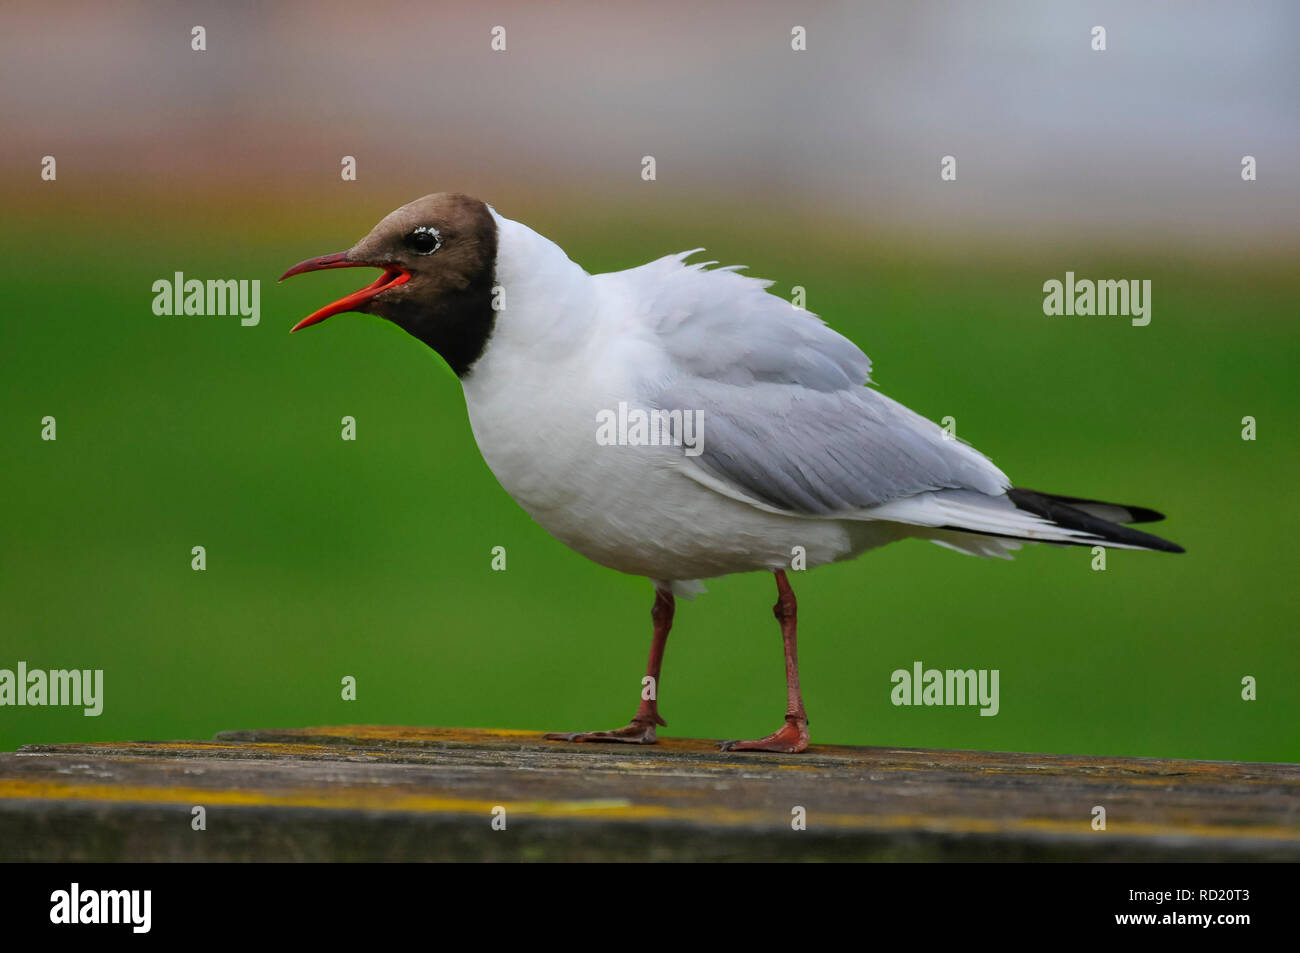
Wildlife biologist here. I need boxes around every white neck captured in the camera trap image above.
[476,210,595,364]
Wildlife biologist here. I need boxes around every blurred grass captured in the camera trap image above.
[1,193,1295,762]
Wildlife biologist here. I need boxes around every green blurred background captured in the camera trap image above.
[1,1,1296,760]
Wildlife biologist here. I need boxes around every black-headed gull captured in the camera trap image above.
[282,193,1182,754]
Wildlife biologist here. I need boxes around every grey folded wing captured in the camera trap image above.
[655,377,1009,516]
[616,251,1010,517]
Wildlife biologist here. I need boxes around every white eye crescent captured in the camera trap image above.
[407,225,442,255]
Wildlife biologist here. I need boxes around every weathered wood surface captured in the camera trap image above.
[1,726,1297,861]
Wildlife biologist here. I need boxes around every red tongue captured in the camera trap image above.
[279,252,410,332]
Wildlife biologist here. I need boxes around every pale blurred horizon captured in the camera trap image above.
[2,0,1297,252]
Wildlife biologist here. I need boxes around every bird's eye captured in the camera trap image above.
[405,226,442,255]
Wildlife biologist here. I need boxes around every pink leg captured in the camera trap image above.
[719,570,811,753]
[545,585,674,745]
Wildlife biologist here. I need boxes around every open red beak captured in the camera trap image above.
[279,252,410,332]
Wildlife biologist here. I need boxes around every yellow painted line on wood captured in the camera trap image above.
[1,778,1297,843]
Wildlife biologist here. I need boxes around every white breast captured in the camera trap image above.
[459,213,872,582]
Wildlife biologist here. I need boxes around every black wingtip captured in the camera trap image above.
[1014,489,1166,524]
[1007,488,1184,554]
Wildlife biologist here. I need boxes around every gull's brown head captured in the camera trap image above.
[281,192,499,376]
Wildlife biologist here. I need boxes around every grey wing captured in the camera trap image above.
[627,258,1174,551]
[617,252,1009,516]
[655,377,1009,516]
[607,250,873,392]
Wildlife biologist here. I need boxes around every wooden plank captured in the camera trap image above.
[1,726,1297,861]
